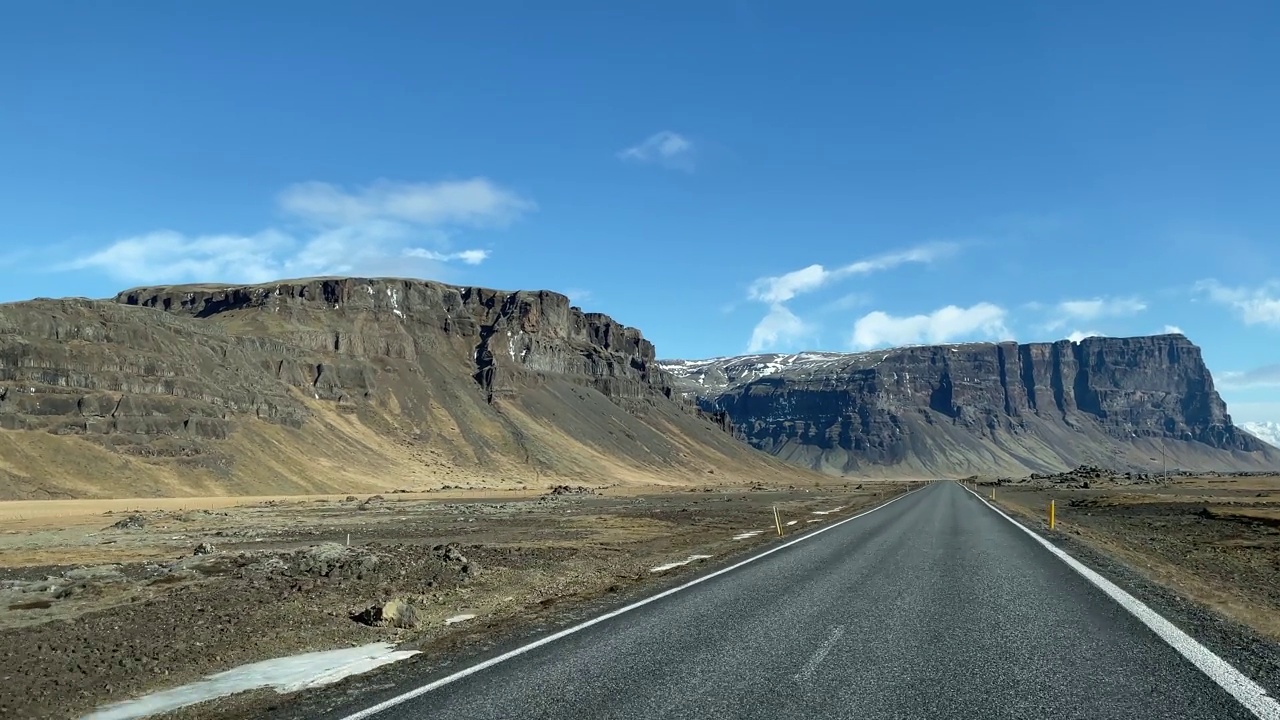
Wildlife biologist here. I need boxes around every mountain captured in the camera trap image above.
[1242,421,1280,449]
[660,336,1280,477]
[0,277,810,500]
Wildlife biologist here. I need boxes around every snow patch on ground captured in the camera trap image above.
[444,613,476,625]
[82,643,418,720]
[649,554,714,572]
[733,530,765,540]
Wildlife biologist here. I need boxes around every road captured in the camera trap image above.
[337,481,1271,720]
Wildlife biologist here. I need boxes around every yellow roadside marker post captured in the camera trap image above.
[773,505,783,536]
[1049,499,1056,530]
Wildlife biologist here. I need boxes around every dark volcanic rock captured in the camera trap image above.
[0,277,795,499]
[662,336,1280,476]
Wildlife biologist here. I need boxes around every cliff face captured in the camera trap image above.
[0,277,798,499]
[115,278,679,410]
[662,335,1278,476]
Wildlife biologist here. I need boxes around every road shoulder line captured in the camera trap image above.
[337,483,929,720]
[960,482,1280,720]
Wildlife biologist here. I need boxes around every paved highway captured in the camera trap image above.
[337,481,1277,720]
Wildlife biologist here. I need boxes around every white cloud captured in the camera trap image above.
[1218,365,1280,389]
[403,248,490,265]
[744,243,957,353]
[1196,279,1280,327]
[65,230,293,286]
[278,178,533,228]
[1162,324,1184,335]
[62,179,526,285]
[850,303,1011,349]
[1066,330,1102,342]
[618,131,696,171]
[748,244,956,304]
[1045,296,1147,330]
[748,303,812,353]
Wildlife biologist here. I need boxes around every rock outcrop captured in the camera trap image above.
[661,335,1280,477]
[0,277,800,499]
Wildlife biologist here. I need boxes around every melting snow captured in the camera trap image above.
[444,613,476,625]
[649,554,714,572]
[81,643,418,720]
[733,530,765,540]
[785,520,798,526]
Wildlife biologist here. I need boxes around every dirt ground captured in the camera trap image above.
[0,480,917,719]
[984,472,1280,642]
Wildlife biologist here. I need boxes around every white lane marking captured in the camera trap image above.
[961,483,1280,720]
[650,555,714,573]
[793,625,846,681]
[733,530,765,540]
[337,485,925,720]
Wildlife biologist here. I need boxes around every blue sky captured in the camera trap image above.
[3,1,1279,422]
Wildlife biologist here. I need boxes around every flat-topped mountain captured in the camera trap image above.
[0,277,808,499]
[661,335,1280,477]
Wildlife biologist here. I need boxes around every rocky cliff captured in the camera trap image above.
[0,277,804,499]
[661,335,1280,477]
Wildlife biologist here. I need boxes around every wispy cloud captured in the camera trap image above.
[403,248,490,265]
[748,244,956,304]
[562,288,592,305]
[1044,296,1147,331]
[278,179,532,228]
[1196,279,1280,327]
[1162,324,1184,335]
[823,292,871,313]
[618,131,696,172]
[62,179,532,285]
[1219,365,1280,389]
[850,302,1011,349]
[744,243,956,353]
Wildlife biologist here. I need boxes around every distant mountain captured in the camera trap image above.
[661,335,1280,477]
[1242,421,1280,449]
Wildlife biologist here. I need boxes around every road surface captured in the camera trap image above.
[337,481,1271,720]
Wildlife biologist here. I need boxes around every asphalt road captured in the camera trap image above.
[342,481,1267,720]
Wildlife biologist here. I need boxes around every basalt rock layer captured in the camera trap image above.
[661,336,1280,477]
[0,277,802,499]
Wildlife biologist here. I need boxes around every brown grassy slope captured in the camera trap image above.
[0,281,825,499]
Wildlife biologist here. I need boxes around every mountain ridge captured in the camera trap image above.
[661,335,1280,477]
[0,276,811,499]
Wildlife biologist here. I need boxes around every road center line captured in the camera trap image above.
[793,625,846,682]
[961,482,1280,720]
[336,484,925,720]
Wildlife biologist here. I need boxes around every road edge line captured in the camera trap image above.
[959,482,1280,720]
[336,482,929,720]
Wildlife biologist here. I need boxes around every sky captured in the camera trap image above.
[3,1,1279,423]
